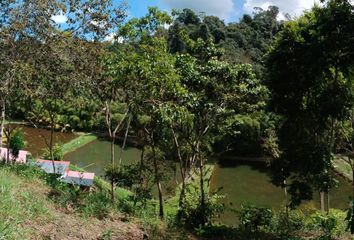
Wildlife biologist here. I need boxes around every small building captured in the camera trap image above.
[60,170,95,187]
[0,147,28,163]
[35,159,95,187]
[36,159,70,175]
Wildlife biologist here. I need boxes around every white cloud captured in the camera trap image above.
[104,33,123,43]
[160,0,235,20]
[51,13,67,24]
[244,0,321,18]
[104,33,115,42]
[163,23,171,29]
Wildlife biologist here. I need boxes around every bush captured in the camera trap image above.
[9,129,25,158]
[81,191,113,219]
[118,197,136,215]
[43,143,64,160]
[180,191,225,229]
[104,164,140,189]
[271,210,304,239]
[345,200,354,234]
[7,164,45,180]
[308,210,347,240]
[238,204,273,232]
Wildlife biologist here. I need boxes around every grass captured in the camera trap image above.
[333,155,353,181]
[69,164,132,200]
[165,164,215,217]
[0,167,50,239]
[0,164,147,239]
[62,133,97,155]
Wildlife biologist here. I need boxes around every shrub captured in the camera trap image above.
[308,210,346,240]
[271,210,304,239]
[238,204,273,232]
[7,164,45,180]
[9,129,25,158]
[81,191,113,219]
[104,164,140,189]
[181,191,225,229]
[43,143,64,160]
[345,200,354,234]
[118,197,136,215]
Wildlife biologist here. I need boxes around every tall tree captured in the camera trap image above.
[172,36,267,225]
[106,8,176,215]
[266,0,354,208]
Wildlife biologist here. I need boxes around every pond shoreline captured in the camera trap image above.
[62,134,98,155]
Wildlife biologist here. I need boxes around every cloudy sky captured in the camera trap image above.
[127,0,323,22]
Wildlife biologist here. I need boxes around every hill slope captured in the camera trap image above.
[0,166,144,240]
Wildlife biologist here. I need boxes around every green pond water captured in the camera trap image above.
[16,125,353,226]
[64,137,352,226]
[10,124,77,157]
[211,160,352,226]
[64,139,141,177]
[64,139,180,196]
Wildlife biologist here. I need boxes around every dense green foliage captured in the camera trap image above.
[266,0,354,208]
[43,143,64,161]
[9,129,24,158]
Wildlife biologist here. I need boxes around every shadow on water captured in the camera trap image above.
[211,156,353,226]
[64,138,180,197]
[64,138,141,178]
[9,124,77,157]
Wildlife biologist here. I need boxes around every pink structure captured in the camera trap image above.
[61,170,95,187]
[35,159,95,187]
[36,159,70,175]
[0,147,28,163]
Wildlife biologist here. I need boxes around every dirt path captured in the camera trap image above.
[26,206,145,240]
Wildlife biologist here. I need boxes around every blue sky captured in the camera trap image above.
[125,0,321,22]
[52,0,340,26]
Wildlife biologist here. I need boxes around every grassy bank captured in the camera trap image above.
[69,164,132,199]
[165,164,215,217]
[0,164,144,239]
[62,133,97,155]
[334,155,353,181]
[0,167,49,239]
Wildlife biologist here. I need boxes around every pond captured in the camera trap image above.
[64,138,352,222]
[210,159,352,226]
[10,124,77,157]
[64,139,141,178]
[17,125,351,226]
[64,139,180,197]
[64,138,352,226]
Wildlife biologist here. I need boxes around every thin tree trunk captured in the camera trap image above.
[139,145,145,187]
[171,127,186,216]
[134,145,145,207]
[156,179,164,219]
[5,124,11,164]
[119,116,131,165]
[320,192,325,213]
[111,135,115,165]
[199,150,206,225]
[111,134,115,201]
[284,180,289,219]
[6,132,9,164]
[151,136,164,220]
[105,101,127,202]
[50,118,56,174]
[0,101,5,151]
[327,191,330,214]
[352,168,354,199]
